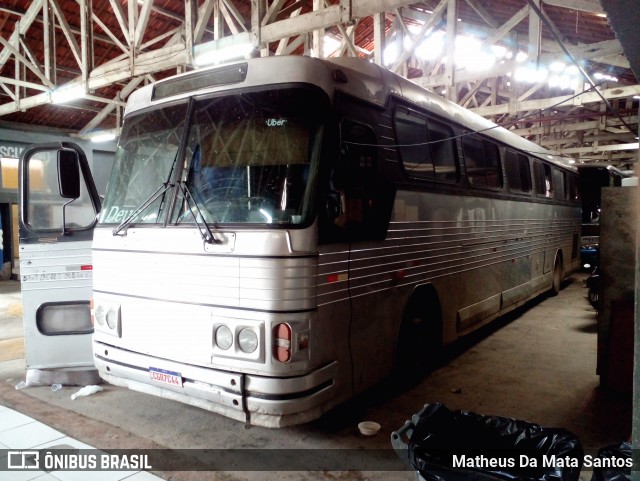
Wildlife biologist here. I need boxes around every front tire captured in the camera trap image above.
[394,299,442,385]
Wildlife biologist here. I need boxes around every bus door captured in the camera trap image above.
[18,143,101,384]
[336,118,396,393]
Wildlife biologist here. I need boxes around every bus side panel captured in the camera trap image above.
[346,188,581,391]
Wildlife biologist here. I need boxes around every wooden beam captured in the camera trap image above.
[134,0,155,50]
[194,0,216,43]
[0,0,43,68]
[108,0,129,44]
[471,84,640,117]
[0,35,54,87]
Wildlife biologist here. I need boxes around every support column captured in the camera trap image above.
[312,0,323,58]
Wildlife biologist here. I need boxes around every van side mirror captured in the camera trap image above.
[58,149,81,199]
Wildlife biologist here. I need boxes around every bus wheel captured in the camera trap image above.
[550,256,563,296]
[394,302,442,385]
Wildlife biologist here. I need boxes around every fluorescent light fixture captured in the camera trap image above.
[594,72,618,82]
[193,33,253,67]
[51,85,85,104]
[549,61,566,73]
[415,30,445,61]
[91,133,117,143]
[514,65,548,83]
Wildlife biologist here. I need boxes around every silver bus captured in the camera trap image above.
[20,55,581,427]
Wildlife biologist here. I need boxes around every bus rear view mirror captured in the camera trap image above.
[58,149,81,199]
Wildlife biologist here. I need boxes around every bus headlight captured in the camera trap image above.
[106,309,118,330]
[215,325,233,350]
[238,328,258,353]
[93,301,121,338]
[94,305,106,326]
[211,320,264,362]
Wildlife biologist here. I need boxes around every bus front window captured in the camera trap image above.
[176,87,326,226]
[99,102,189,225]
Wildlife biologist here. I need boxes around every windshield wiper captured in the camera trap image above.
[178,181,221,244]
[112,183,173,237]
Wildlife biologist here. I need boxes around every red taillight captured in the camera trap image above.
[274,323,292,363]
[90,298,95,326]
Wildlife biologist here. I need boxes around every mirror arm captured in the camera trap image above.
[61,197,75,236]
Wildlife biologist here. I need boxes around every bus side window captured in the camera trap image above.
[505,149,532,193]
[567,173,580,202]
[394,109,434,179]
[462,136,502,189]
[553,168,566,200]
[393,108,458,183]
[533,161,553,198]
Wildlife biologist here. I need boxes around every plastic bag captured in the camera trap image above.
[590,442,632,481]
[70,385,104,400]
[404,403,583,481]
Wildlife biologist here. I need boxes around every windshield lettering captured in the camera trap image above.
[102,206,136,223]
[265,118,287,127]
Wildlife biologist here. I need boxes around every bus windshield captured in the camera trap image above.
[99,102,189,225]
[101,87,326,227]
[175,87,326,226]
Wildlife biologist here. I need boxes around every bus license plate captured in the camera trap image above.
[149,367,183,387]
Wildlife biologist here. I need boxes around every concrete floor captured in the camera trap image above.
[0,274,632,481]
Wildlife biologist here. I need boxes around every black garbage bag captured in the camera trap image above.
[405,403,583,481]
[590,442,632,481]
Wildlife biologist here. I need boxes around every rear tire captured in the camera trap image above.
[550,256,563,296]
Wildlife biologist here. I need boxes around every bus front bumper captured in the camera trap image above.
[93,340,338,427]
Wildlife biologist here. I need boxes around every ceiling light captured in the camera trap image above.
[193,32,253,67]
[51,85,85,104]
[515,65,548,83]
[90,133,117,143]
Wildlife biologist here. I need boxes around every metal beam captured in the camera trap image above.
[471,84,640,116]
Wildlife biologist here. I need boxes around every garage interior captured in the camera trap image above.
[0,0,638,480]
